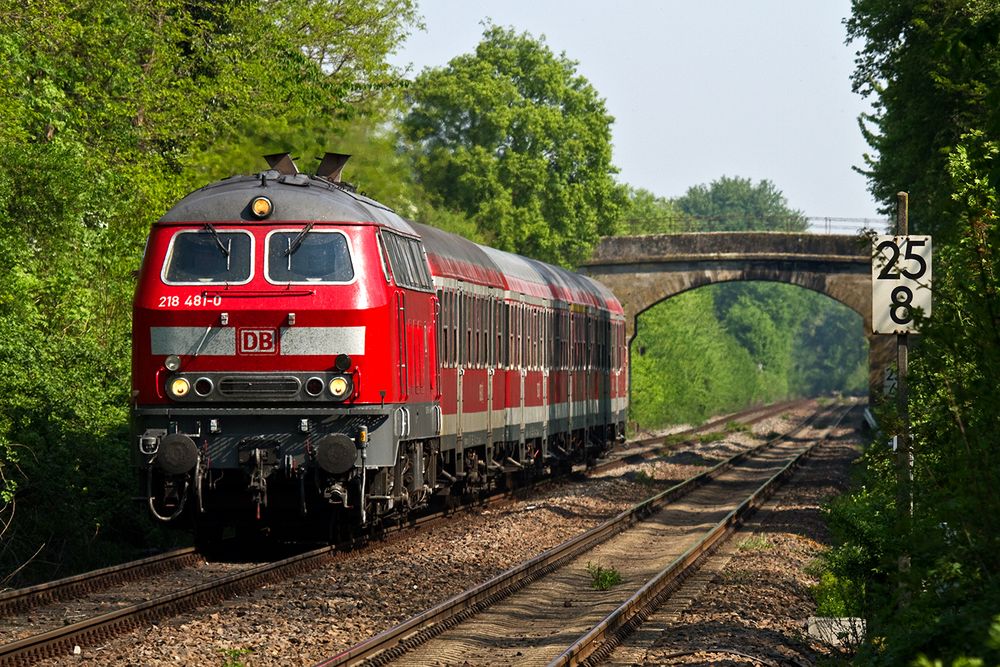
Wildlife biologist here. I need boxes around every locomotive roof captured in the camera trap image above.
[160,170,620,314]
[157,170,421,236]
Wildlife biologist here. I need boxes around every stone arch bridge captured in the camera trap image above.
[580,232,891,399]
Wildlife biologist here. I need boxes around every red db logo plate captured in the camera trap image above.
[238,328,278,355]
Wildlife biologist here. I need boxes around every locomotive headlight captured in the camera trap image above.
[164,355,181,371]
[329,375,351,399]
[168,377,191,398]
[250,196,273,219]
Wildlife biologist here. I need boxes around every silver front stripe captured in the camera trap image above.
[151,327,235,356]
[150,326,366,356]
[279,326,365,356]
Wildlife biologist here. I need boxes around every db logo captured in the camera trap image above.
[238,328,278,355]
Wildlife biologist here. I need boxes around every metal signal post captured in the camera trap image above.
[895,192,912,522]
[871,192,930,601]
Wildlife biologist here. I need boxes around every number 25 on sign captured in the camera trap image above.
[872,235,932,334]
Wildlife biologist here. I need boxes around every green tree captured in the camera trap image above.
[846,0,1000,238]
[402,25,626,267]
[0,0,418,585]
[622,187,689,234]
[675,176,808,231]
[631,290,764,426]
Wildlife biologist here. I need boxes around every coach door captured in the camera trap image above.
[600,316,611,428]
[456,293,466,444]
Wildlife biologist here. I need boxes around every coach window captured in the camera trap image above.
[473,296,481,367]
[452,292,459,366]
[462,293,469,366]
[494,299,500,367]
[531,309,538,369]
[450,293,457,368]
[507,304,514,368]
[163,229,253,285]
[566,312,572,369]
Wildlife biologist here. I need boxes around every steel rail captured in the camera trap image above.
[551,403,854,667]
[0,548,200,619]
[315,402,838,667]
[594,399,806,474]
[628,398,804,449]
[0,546,339,667]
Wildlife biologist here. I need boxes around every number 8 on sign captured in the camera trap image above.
[872,235,932,334]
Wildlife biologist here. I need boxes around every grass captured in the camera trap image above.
[221,648,254,667]
[725,420,751,433]
[633,469,656,485]
[737,534,773,551]
[586,562,624,590]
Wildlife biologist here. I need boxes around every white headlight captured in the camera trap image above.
[169,377,191,398]
[329,376,350,398]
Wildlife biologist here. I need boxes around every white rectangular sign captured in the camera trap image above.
[872,235,932,334]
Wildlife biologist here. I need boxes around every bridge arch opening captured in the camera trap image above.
[629,280,868,429]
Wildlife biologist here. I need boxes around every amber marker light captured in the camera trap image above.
[169,377,191,398]
[250,196,273,219]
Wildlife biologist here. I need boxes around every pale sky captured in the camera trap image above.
[389,0,887,233]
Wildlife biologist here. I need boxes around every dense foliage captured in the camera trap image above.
[817,1,1000,664]
[0,0,418,585]
[402,25,626,267]
[847,0,1000,240]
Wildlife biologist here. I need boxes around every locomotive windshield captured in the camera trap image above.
[162,229,252,284]
[266,229,354,283]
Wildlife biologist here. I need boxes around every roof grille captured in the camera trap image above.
[218,376,301,398]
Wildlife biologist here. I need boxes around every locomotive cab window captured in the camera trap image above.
[162,228,253,285]
[266,229,354,283]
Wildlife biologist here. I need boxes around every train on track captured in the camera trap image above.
[131,153,628,542]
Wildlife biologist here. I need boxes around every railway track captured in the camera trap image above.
[0,400,812,666]
[317,401,853,666]
[592,399,806,474]
[0,548,200,619]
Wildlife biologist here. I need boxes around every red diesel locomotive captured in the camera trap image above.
[132,153,628,540]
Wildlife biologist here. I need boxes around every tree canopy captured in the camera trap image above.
[847,0,1000,238]
[0,0,418,584]
[675,176,808,231]
[402,25,626,267]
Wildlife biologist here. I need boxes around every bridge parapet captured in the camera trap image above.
[586,232,868,265]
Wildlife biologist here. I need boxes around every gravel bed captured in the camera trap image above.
[38,403,821,666]
[611,404,862,666]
